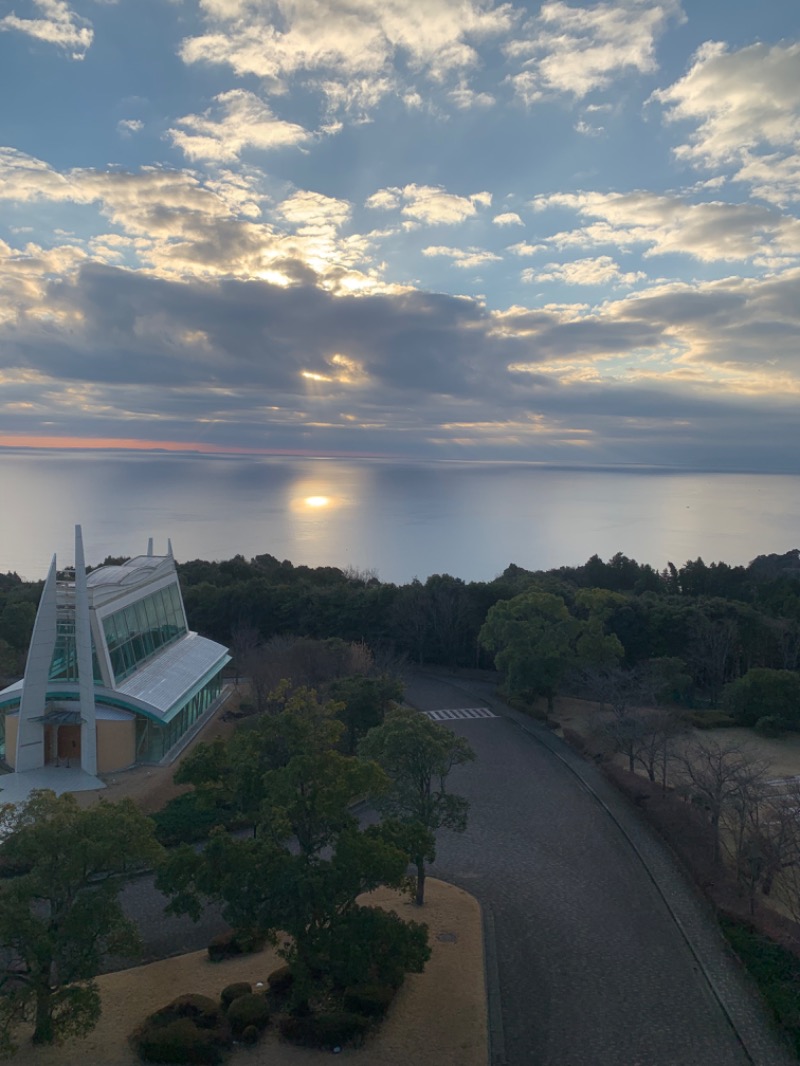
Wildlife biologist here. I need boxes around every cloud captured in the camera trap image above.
[533,189,800,263]
[423,245,502,268]
[276,190,352,232]
[505,0,682,102]
[525,256,646,286]
[3,255,800,468]
[367,183,492,224]
[448,84,495,109]
[0,0,92,59]
[507,240,545,256]
[180,0,514,113]
[652,40,800,203]
[493,212,523,226]
[168,89,311,162]
[117,118,144,136]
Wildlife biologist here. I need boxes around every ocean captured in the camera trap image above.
[2,450,798,583]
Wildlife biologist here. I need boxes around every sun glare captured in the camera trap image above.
[304,495,330,508]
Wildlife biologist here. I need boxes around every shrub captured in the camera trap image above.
[130,995,231,1065]
[684,710,736,729]
[207,929,265,962]
[132,1018,226,1065]
[220,983,251,1010]
[165,995,223,1027]
[240,1025,259,1045]
[266,965,294,996]
[755,715,787,738]
[342,983,397,1018]
[226,993,270,1037]
[279,1010,371,1049]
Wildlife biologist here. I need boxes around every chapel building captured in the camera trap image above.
[0,526,230,775]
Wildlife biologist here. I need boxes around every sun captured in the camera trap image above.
[304,495,330,508]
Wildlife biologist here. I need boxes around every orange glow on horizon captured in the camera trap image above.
[0,434,396,461]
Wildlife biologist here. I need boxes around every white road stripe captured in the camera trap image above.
[423,707,496,720]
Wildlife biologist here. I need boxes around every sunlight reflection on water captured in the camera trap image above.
[1,451,798,582]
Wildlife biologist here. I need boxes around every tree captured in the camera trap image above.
[161,692,429,1009]
[479,590,580,712]
[329,675,403,755]
[0,791,163,1057]
[358,708,475,905]
[673,739,770,864]
[723,668,800,730]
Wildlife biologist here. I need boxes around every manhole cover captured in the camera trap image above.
[437,931,458,943]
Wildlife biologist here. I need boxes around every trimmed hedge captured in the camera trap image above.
[266,965,294,997]
[220,982,251,1010]
[130,994,231,1065]
[226,993,270,1037]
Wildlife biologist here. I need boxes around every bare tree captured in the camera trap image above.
[674,738,770,864]
[687,615,739,707]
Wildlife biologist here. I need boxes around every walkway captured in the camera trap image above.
[405,670,795,1066]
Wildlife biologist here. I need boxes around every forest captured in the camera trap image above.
[1,547,799,720]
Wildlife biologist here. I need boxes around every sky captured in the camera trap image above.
[1,0,800,472]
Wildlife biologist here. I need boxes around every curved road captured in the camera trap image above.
[118,669,795,1066]
[404,669,794,1066]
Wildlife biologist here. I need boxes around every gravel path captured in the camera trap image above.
[404,669,795,1066]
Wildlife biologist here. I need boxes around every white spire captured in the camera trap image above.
[74,525,97,776]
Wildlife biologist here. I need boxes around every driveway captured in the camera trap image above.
[404,669,794,1066]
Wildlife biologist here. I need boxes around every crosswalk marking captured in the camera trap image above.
[423,707,496,721]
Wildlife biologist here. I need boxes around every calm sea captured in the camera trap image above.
[1,451,798,584]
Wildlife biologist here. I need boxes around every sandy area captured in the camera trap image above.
[16,879,487,1066]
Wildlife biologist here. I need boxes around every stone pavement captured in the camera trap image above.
[405,669,796,1066]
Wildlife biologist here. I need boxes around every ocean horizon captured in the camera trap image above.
[2,449,798,584]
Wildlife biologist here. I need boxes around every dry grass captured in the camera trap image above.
[15,879,487,1066]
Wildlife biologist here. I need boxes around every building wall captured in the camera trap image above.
[97,717,136,773]
[4,714,17,769]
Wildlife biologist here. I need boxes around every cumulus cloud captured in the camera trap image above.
[525,256,646,286]
[168,89,311,161]
[0,0,92,59]
[493,212,523,226]
[423,245,502,268]
[180,0,514,115]
[117,118,144,136]
[533,189,800,263]
[367,183,492,224]
[652,40,800,203]
[505,0,682,102]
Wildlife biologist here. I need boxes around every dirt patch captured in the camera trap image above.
[15,879,487,1066]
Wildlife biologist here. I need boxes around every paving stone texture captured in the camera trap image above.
[404,669,796,1066]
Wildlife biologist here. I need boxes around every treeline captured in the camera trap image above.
[1,549,799,706]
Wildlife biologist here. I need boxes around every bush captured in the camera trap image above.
[720,917,800,1054]
[240,1025,260,1045]
[226,993,270,1037]
[755,715,787,738]
[207,929,265,963]
[266,965,294,996]
[279,1010,371,1049]
[342,983,397,1018]
[684,710,736,729]
[132,1018,226,1065]
[130,995,231,1065]
[220,983,251,1010]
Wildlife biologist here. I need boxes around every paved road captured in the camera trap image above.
[405,669,795,1066]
